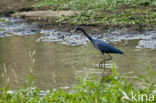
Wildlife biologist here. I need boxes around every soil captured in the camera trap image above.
[0,0,154,34]
[0,0,34,16]
[26,18,148,34]
[12,10,77,17]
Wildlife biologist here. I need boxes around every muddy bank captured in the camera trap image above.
[11,10,154,34]
[25,18,151,34]
[0,0,34,16]
[0,0,155,33]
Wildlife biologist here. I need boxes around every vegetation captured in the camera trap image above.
[0,66,155,103]
[33,0,156,29]
[0,19,7,23]
[33,0,156,10]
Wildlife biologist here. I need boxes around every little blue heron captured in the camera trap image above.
[70,26,124,68]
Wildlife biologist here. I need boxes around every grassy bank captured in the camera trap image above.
[0,66,155,103]
[33,0,156,30]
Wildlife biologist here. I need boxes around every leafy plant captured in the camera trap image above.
[33,0,156,11]
[32,0,156,30]
[0,66,155,103]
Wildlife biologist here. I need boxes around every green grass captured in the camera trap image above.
[0,19,7,23]
[0,29,5,31]
[33,0,156,11]
[32,0,156,29]
[0,66,156,103]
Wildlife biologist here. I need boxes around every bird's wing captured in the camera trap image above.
[94,40,123,54]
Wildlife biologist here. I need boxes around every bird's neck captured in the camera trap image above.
[81,29,93,41]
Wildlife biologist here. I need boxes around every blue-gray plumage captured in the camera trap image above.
[93,39,123,54]
[71,26,124,68]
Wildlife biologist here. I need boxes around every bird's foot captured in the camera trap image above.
[99,62,106,70]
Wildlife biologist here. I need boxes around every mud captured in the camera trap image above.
[12,10,78,18]
[0,0,34,16]
[0,0,154,33]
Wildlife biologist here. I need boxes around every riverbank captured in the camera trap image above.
[0,0,156,33]
[0,0,34,16]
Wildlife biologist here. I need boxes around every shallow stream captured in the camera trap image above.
[0,17,156,89]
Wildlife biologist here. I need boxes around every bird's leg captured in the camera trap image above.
[99,55,105,69]
[99,59,103,67]
[99,61,103,68]
[99,54,112,69]
[102,54,112,68]
[99,54,105,68]
[102,54,112,65]
[99,59,105,69]
[106,54,112,61]
[99,62,101,67]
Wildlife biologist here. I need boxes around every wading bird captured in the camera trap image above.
[70,26,124,68]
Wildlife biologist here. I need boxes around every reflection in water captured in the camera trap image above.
[0,35,156,89]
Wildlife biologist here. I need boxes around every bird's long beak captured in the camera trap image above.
[69,30,76,36]
[69,32,74,36]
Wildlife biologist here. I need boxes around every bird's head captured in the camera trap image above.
[69,26,82,36]
[74,26,82,32]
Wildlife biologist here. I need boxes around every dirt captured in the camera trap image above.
[0,0,154,34]
[26,18,146,34]
[0,0,33,16]
[12,10,78,18]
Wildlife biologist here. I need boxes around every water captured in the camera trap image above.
[0,17,156,89]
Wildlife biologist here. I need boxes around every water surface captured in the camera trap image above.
[0,35,155,89]
[0,17,156,89]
